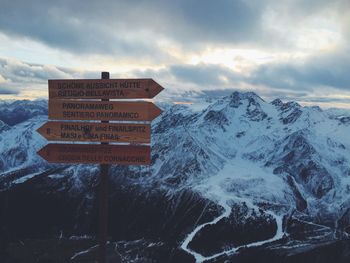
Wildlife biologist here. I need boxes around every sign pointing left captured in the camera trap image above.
[37,144,151,165]
[37,121,151,143]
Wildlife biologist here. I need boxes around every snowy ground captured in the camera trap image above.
[181,157,288,262]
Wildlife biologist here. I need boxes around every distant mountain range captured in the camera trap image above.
[0,92,349,262]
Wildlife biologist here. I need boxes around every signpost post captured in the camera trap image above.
[99,71,110,263]
[37,72,163,263]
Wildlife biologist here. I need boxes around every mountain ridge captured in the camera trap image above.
[0,91,349,262]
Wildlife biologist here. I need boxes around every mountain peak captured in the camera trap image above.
[225,91,264,108]
[228,91,263,101]
[271,98,283,107]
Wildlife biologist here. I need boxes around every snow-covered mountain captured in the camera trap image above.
[0,99,47,126]
[0,92,349,262]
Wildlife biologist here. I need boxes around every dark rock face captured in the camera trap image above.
[280,101,301,112]
[204,110,229,128]
[285,175,307,211]
[228,91,244,108]
[188,203,277,257]
[299,161,334,198]
[246,98,268,122]
[226,91,267,121]
[273,100,303,125]
[284,132,316,156]
[228,91,264,108]
[269,131,334,199]
[339,116,350,125]
[281,108,302,125]
[271,98,283,107]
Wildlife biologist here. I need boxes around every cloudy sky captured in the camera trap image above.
[0,0,350,108]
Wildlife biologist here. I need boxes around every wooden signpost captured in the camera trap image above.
[37,72,164,263]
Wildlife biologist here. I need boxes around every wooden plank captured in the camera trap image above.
[48,78,164,99]
[37,121,151,143]
[48,100,162,121]
[37,144,151,165]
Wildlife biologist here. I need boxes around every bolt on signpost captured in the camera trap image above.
[37,72,164,263]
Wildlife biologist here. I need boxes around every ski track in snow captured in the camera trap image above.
[180,198,231,262]
[70,244,99,260]
[180,166,285,263]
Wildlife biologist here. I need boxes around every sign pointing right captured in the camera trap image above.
[49,78,164,99]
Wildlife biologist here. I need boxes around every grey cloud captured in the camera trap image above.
[0,0,266,56]
[131,44,350,97]
[281,0,349,16]
[249,50,350,91]
[0,86,19,95]
[0,57,100,97]
[1,55,349,108]
[197,88,242,98]
[131,61,350,107]
[169,64,242,86]
[2,0,349,61]
[166,0,264,43]
[0,58,76,84]
[130,64,243,88]
[0,57,116,98]
[264,0,350,50]
[302,97,350,104]
[0,1,166,60]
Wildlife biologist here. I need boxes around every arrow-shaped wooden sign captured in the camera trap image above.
[37,121,151,143]
[48,78,164,99]
[37,144,151,165]
[49,100,162,121]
